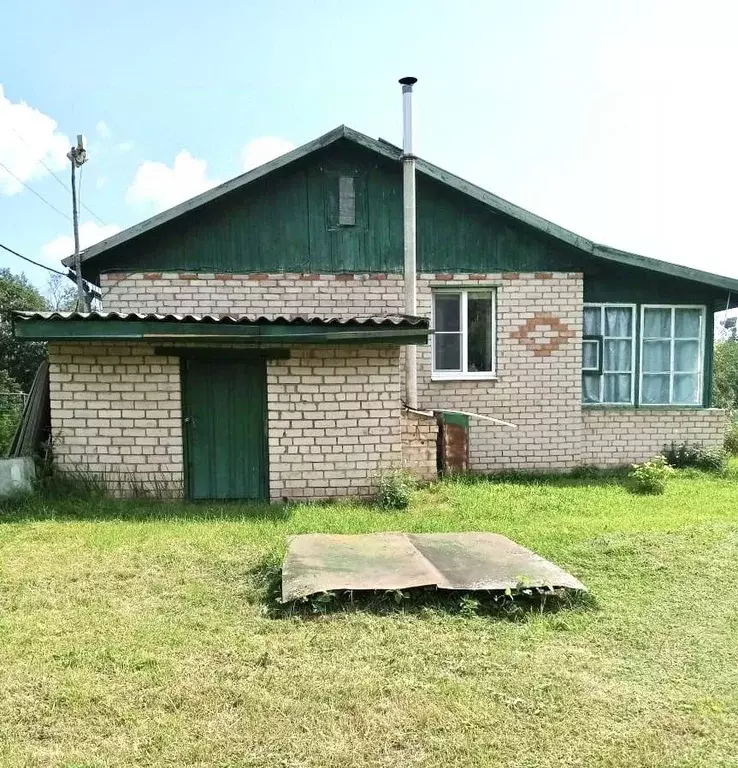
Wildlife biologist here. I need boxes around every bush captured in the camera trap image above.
[628,455,675,495]
[0,405,21,456]
[725,421,738,455]
[376,469,417,509]
[663,441,727,473]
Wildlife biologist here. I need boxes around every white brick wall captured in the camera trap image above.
[49,271,724,496]
[415,272,583,471]
[100,270,584,473]
[100,272,405,316]
[267,346,403,500]
[401,411,438,482]
[48,343,183,494]
[582,408,728,466]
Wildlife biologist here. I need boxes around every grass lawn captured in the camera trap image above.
[1,466,738,767]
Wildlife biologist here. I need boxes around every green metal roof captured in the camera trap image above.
[62,125,738,295]
[12,311,430,345]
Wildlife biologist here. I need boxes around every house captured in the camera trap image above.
[13,123,738,501]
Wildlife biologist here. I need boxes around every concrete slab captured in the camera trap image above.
[0,457,35,498]
[282,532,586,602]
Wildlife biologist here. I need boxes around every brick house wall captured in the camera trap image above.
[47,343,184,494]
[582,408,727,466]
[47,342,409,500]
[267,346,403,500]
[415,272,583,471]
[99,271,585,472]
[67,271,727,496]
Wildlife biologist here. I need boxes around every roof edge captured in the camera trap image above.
[65,124,738,295]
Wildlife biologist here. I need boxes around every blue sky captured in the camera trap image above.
[1,0,737,297]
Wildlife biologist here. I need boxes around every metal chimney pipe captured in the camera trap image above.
[399,76,418,409]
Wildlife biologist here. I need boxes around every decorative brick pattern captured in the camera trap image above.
[510,312,576,356]
[266,347,403,500]
[47,343,183,495]
[582,408,728,466]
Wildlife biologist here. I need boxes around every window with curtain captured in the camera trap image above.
[582,304,635,404]
[433,290,496,378]
[641,306,704,405]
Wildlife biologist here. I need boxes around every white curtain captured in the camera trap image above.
[583,305,634,404]
[642,307,702,404]
[582,373,600,403]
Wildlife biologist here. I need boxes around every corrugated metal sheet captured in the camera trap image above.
[282,532,587,602]
[8,361,49,458]
[14,310,429,328]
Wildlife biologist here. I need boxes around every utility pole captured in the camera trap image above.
[67,135,88,311]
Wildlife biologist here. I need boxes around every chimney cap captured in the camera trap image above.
[399,76,418,86]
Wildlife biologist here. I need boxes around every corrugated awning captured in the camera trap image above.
[12,311,430,345]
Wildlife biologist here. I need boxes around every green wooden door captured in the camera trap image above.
[182,358,268,500]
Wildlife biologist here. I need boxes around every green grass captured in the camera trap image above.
[2,464,738,767]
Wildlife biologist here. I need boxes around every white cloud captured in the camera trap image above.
[42,221,121,264]
[0,84,70,195]
[126,150,219,212]
[96,120,111,139]
[241,136,295,171]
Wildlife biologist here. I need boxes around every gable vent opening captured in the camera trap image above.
[338,175,356,226]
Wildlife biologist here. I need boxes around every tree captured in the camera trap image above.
[0,269,49,392]
[46,274,78,311]
[713,339,738,411]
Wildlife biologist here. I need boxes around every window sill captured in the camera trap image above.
[582,403,707,410]
[431,373,498,382]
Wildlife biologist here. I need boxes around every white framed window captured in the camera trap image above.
[582,304,636,404]
[582,337,602,373]
[432,290,496,379]
[640,305,705,405]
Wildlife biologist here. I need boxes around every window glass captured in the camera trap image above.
[435,334,461,371]
[641,307,704,405]
[435,294,461,332]
[604,340,632,372]
[581,304,634,404]
[642,374,670,404]
[675,308,702,338]
[582,340,599,370]
[604,306,633,337]
[433,291,495,376]
[603,373,632,403]
[583,372,601,403]
[642,340,671,372]
[643,308,671,338]
[467,294,493,372]
[583,307,600,336]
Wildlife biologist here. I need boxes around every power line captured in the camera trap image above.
[0,241,101,295]
[0,160,73,223]
[8,126,107,226]
[0,241,68,277]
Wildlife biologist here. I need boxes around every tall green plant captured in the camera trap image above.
[713,339,738,411]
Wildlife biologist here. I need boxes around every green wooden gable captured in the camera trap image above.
[69,126,738,311]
